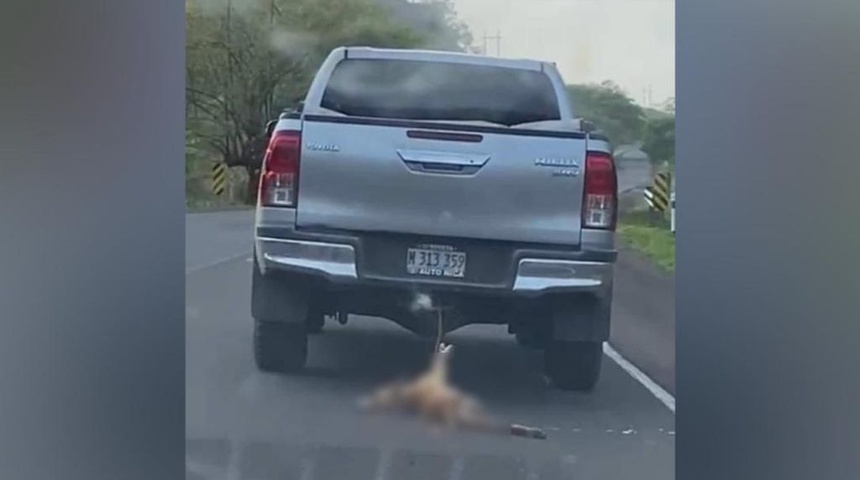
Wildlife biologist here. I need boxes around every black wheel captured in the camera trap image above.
[251,253,311,373]
[544,341,603,392]
[253,319,308,373]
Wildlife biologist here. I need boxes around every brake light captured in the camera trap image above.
[582,151,617,230]
[258,130,301,207]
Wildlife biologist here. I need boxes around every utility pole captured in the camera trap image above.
[224,0,232,163]
[267,0,275,120]
[482,30,502,56]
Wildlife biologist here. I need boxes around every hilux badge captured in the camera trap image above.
[306,143,340,152]
[535,157,580,176]
[535,157,579,167]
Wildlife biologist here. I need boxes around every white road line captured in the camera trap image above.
[298,456,316,480]
[373,448,393,480]
[447,456,466,480]
[604,343,675,413]
[185,251,252,275]
[224,439,242,480]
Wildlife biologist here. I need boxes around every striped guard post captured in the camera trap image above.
[644,187,657,210]
[650,172,671,212]
[211,162,227,196]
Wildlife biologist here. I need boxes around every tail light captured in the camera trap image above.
[258,130,301,207]
[582,151,617,230]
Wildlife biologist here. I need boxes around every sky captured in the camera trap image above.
[450,0,675,108]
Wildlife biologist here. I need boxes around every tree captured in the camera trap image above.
[566,81,646,147]
[186,0,472,202]
[187,0,422,167]
[376,0,474,51]
[641,116,675,165]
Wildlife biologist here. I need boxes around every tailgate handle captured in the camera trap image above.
[396,149,490,167]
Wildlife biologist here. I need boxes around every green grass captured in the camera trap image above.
[618,211,675,272]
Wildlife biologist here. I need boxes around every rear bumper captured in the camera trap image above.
[255,227,615,296]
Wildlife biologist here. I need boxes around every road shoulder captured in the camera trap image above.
[610,247,676,395]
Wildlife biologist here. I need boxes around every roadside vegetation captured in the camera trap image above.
[567,81,675,272]
[185,0,473,207]
[618,211,675,272]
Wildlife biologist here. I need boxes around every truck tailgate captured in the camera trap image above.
[296,117,586,246]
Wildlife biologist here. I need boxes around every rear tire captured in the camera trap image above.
[253,320,308,373]
[251,253,311,373]
[544,340,603,392]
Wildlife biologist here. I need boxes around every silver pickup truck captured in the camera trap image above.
[252,47,618,391]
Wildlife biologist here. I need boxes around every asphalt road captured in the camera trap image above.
[185,162,674,479]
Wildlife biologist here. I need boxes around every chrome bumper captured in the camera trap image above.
[256,236,613,294]
[512,258,612,291]
[256,237,358,279]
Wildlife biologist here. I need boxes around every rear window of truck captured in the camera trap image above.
[320,58,561,126]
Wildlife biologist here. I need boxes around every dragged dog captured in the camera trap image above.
[359,294,547,440]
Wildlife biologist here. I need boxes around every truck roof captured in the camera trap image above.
[341,46,547,72]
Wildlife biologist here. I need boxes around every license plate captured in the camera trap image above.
[406,245,466,278]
